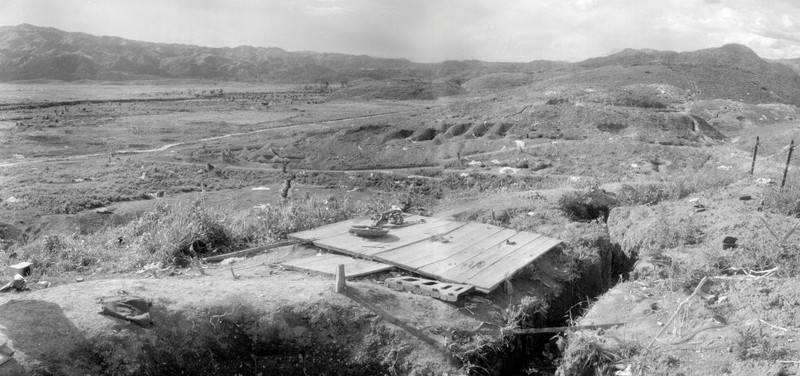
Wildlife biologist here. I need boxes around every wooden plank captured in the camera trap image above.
[202,240,303,262]
[288,214,433,242]
[313,219,462,258]
[288,217,373,241]
[465,237,562,292]
[416,228,519,277]
[282,253,393,279]
[439,231,544,283]
[385,222,506,269]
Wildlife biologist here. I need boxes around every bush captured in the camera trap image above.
[558,190,617,222]
[762,180,800,217]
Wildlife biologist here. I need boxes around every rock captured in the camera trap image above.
[75,277,84,282]
[722,236,737,249]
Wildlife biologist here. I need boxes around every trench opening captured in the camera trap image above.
[462,237,636,375]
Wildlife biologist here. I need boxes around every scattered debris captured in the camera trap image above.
[98,294,153,328]
[349,225,389,238]
[372,206,404,226]
[717,165,732,170]
[75,277,84,282]
[467,160,482,167]
[251,186,270,191]
[96,207,114,214]
[8,261,32,277]
[755,177,773,186]
[498,166,520,174]
[0,274,26,292]
[385,276,473,302]
[4,197,20,204]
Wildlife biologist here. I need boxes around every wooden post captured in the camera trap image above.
[335,264,346,293]
[782,140,795,189]
[750,136,759,175]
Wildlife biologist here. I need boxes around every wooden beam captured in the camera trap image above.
[202,240,304,263]
[509,323,624,334]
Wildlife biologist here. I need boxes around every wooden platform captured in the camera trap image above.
[282,253,393,279]
[289,215,561,293]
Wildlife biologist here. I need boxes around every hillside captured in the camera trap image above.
[5,24,800,106]
[558,44,800,105]
[0,24,540,83]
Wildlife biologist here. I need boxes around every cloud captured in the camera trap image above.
[3,0,800,62]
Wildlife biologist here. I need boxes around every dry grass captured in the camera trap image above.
[558,333,643,376]
[8,194,394,276]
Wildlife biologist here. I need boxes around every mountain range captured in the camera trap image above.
[3,24,800,105]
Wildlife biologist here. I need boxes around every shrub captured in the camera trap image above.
[558,190,617,222]
[762,180,800,217]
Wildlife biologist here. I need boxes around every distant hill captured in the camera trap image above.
[0,24,537,83]
[2,24,800,105]
[572,44,800,105]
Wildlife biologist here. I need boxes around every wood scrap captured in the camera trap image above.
[648,276,708,348]
[202,240,304,262]
[509,322,623,335]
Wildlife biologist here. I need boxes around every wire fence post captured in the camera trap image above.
[781,140,795,189]
[750,136,759,175]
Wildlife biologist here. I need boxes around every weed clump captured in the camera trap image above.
[11,195,394,275]
[558,190,617,222]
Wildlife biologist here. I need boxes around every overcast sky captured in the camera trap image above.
[2,0,800,63]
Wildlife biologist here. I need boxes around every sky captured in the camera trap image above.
[2,0,800,63]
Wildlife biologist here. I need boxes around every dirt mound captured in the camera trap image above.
[0,247,472,375]
[328,78,465,101]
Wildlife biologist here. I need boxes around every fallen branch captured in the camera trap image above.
[781,222,800,244]
[648,276,708,348]
[758,215,783,243]
[508,323,624,335]
[202,240,304,263]
[759,319,788,332]
[508,105,532,117]
[669,323,726,345]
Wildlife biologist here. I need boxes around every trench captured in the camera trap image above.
[64,196,632,375]
[463,237,635,375]
[67,234,633,376]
